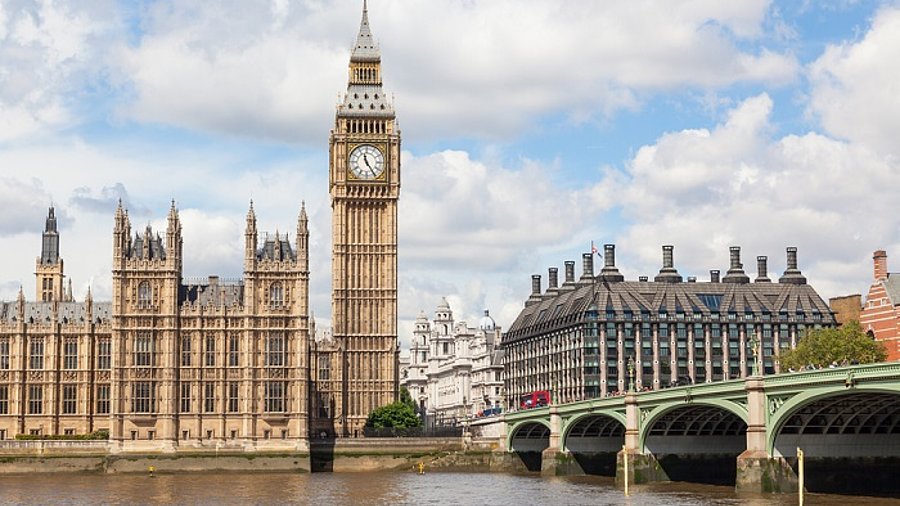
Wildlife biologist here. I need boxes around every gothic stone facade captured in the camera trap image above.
[2,3,405,443]
[312,3,401,438]
[502,245,836,410]
[0,201,311,450]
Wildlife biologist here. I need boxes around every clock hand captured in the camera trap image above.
[363,154,372,169]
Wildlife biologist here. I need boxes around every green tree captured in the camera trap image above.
[399,386,416,411]
[778,320,887,370]
[365,401,422,429]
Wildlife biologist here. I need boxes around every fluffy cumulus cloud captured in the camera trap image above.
[395,149,617,343]
[600,93,900,298]
[0,141,327,303]
[0,177,56,236]
[400,150,606,270]
[0,0,796,144]
[808,5,900,157]
[0,0,117,142]
[114,0,796,142]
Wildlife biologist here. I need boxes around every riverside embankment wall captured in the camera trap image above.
[0,438,527,475]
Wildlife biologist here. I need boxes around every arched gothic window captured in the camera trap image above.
[138,282,152,307]
[269,283,284,307]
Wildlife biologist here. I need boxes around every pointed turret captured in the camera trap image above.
[245,200,258,270]
[85,285,93,321]
[297,201,309,270]
[339,0,392,117]
[65,278,73,302]
[113,199,131,260]
[16,286,25,320]
[166,199,182,269]
[36,206,65,301]
[40,206,60,265]
[351,0,379,63]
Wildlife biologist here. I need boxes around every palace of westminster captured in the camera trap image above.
[0,3,844,450]
[0,3,399,449]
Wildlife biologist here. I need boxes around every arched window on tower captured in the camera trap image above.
[269,282,284,308]
[138,281,152,308]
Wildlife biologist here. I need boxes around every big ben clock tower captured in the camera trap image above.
[328,0,400,436]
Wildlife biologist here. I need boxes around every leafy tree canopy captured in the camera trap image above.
[365,401,422,429]
[399,386,416,411]
[778,320,887,370]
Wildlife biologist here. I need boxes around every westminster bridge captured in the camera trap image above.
[478,362,900,495]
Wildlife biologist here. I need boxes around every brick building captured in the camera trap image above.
[860,250,900,361]
[829,294,862,326]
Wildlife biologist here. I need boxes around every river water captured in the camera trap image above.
[0,472,897,505]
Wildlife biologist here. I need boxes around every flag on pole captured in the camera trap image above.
[591,241,598,256]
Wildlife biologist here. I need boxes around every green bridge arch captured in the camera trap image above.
[560,410,626,452]
[639,399,749,453]
[506,418,552,452]
[766,384,900,455]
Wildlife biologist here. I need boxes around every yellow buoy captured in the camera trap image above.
[148,466,156,478]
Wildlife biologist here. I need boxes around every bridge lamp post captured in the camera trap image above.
[749,334,761,377]
[627,355,636,393]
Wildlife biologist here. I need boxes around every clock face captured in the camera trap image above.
[348,144,385,180]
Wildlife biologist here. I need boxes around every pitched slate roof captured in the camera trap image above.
[0,301,111,325]
[884,274,900,306]
[503,278,833,344]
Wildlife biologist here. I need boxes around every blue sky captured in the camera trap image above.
[1,0,899,345]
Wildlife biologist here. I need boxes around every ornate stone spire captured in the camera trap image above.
[298,201,308,234]
[40,206,60,265]
[351,0,379,63]
[297,201,309,270]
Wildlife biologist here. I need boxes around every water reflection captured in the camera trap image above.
[0,472,898,505]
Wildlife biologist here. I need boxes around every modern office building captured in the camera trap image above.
[502,245,835,409]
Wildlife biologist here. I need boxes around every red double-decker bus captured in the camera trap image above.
[519,390,550,409]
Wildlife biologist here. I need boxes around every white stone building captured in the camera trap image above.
[401,298,504,426]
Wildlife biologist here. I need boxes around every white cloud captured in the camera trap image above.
[808,5,900,157]
[114,0,796,142]
[0,0,116,141]
[0,177,55,235]
[601,93,900,299]
[400,150,608,271]
[0,139,326,304]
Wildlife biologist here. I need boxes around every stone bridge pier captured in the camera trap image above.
[615,392,667,486]
[734,376,798,493]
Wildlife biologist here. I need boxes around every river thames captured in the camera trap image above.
[0,472,897,505]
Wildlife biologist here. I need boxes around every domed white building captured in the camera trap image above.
[401,299,504,426]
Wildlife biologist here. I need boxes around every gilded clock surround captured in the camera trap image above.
[347,143,388,182]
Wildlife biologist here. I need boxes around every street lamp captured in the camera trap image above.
[749,333,761,377]
[627,355,636,393]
